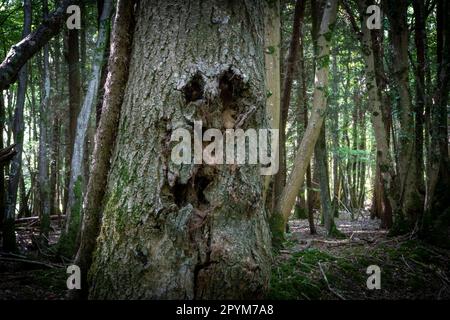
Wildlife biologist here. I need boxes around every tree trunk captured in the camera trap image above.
[3,0,32,252]
[315,125,336,236]
[59,0,113,257]
[385,0,425,227]
[273,0,305,211]
[72,0,135,299]
[38,0,51,241]
[63,28,81,216]
[88,0,272,299]
[0,93,6,241]
[273,0,338,240]
[422,0,450,245]
[263,0,281,204]
[357,0,398,227]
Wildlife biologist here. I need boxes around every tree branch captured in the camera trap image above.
[0,0,76,90]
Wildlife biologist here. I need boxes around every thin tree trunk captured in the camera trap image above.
[273,0,305,211]
[346,0,399,229]
[38,0,51,241]
[59,0,113,257]
[273,0,338,243]
[385,0,425,227]
[3,0,32,252]
[71,0,135,299]
[63,28,81,216]
[263,0,281,204]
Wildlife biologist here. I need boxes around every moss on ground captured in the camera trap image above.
[268,239,450,299]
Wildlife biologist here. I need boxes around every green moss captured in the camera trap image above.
[268,249,334,299]
[58,178,83,258]
[269,214,286,251]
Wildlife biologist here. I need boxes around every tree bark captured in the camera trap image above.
[88,0,272,299]
[72,0,135,299]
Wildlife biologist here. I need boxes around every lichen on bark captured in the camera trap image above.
[89,0,272,299]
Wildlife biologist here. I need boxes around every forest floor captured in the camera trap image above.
[269,212,450,300]
[1,212,450,300]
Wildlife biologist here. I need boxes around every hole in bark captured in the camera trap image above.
[169,168,213,208]
[218,69,244,108]
[184,73,204,103]
[195,175,212,206]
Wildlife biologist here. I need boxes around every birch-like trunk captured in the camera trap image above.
[273,0,338,239]
[358,0,398,223]
[60,0,112,256]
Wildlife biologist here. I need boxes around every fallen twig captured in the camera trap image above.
[0,256,63,269]
[318,262,346,300]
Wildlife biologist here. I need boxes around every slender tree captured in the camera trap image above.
[3,0,32,252]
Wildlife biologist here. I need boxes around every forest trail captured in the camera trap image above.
[1,214,449,300]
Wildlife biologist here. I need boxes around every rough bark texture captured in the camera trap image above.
[89,0,272,299]
[72,0,135,299]
[0,0,75,91]
[274,0,338,229]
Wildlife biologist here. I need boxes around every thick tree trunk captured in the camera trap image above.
[71,0,135,299]
[273,0,338,238]
[59,0,113,257]
[88,0,272,299]
[3,0,32,252]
